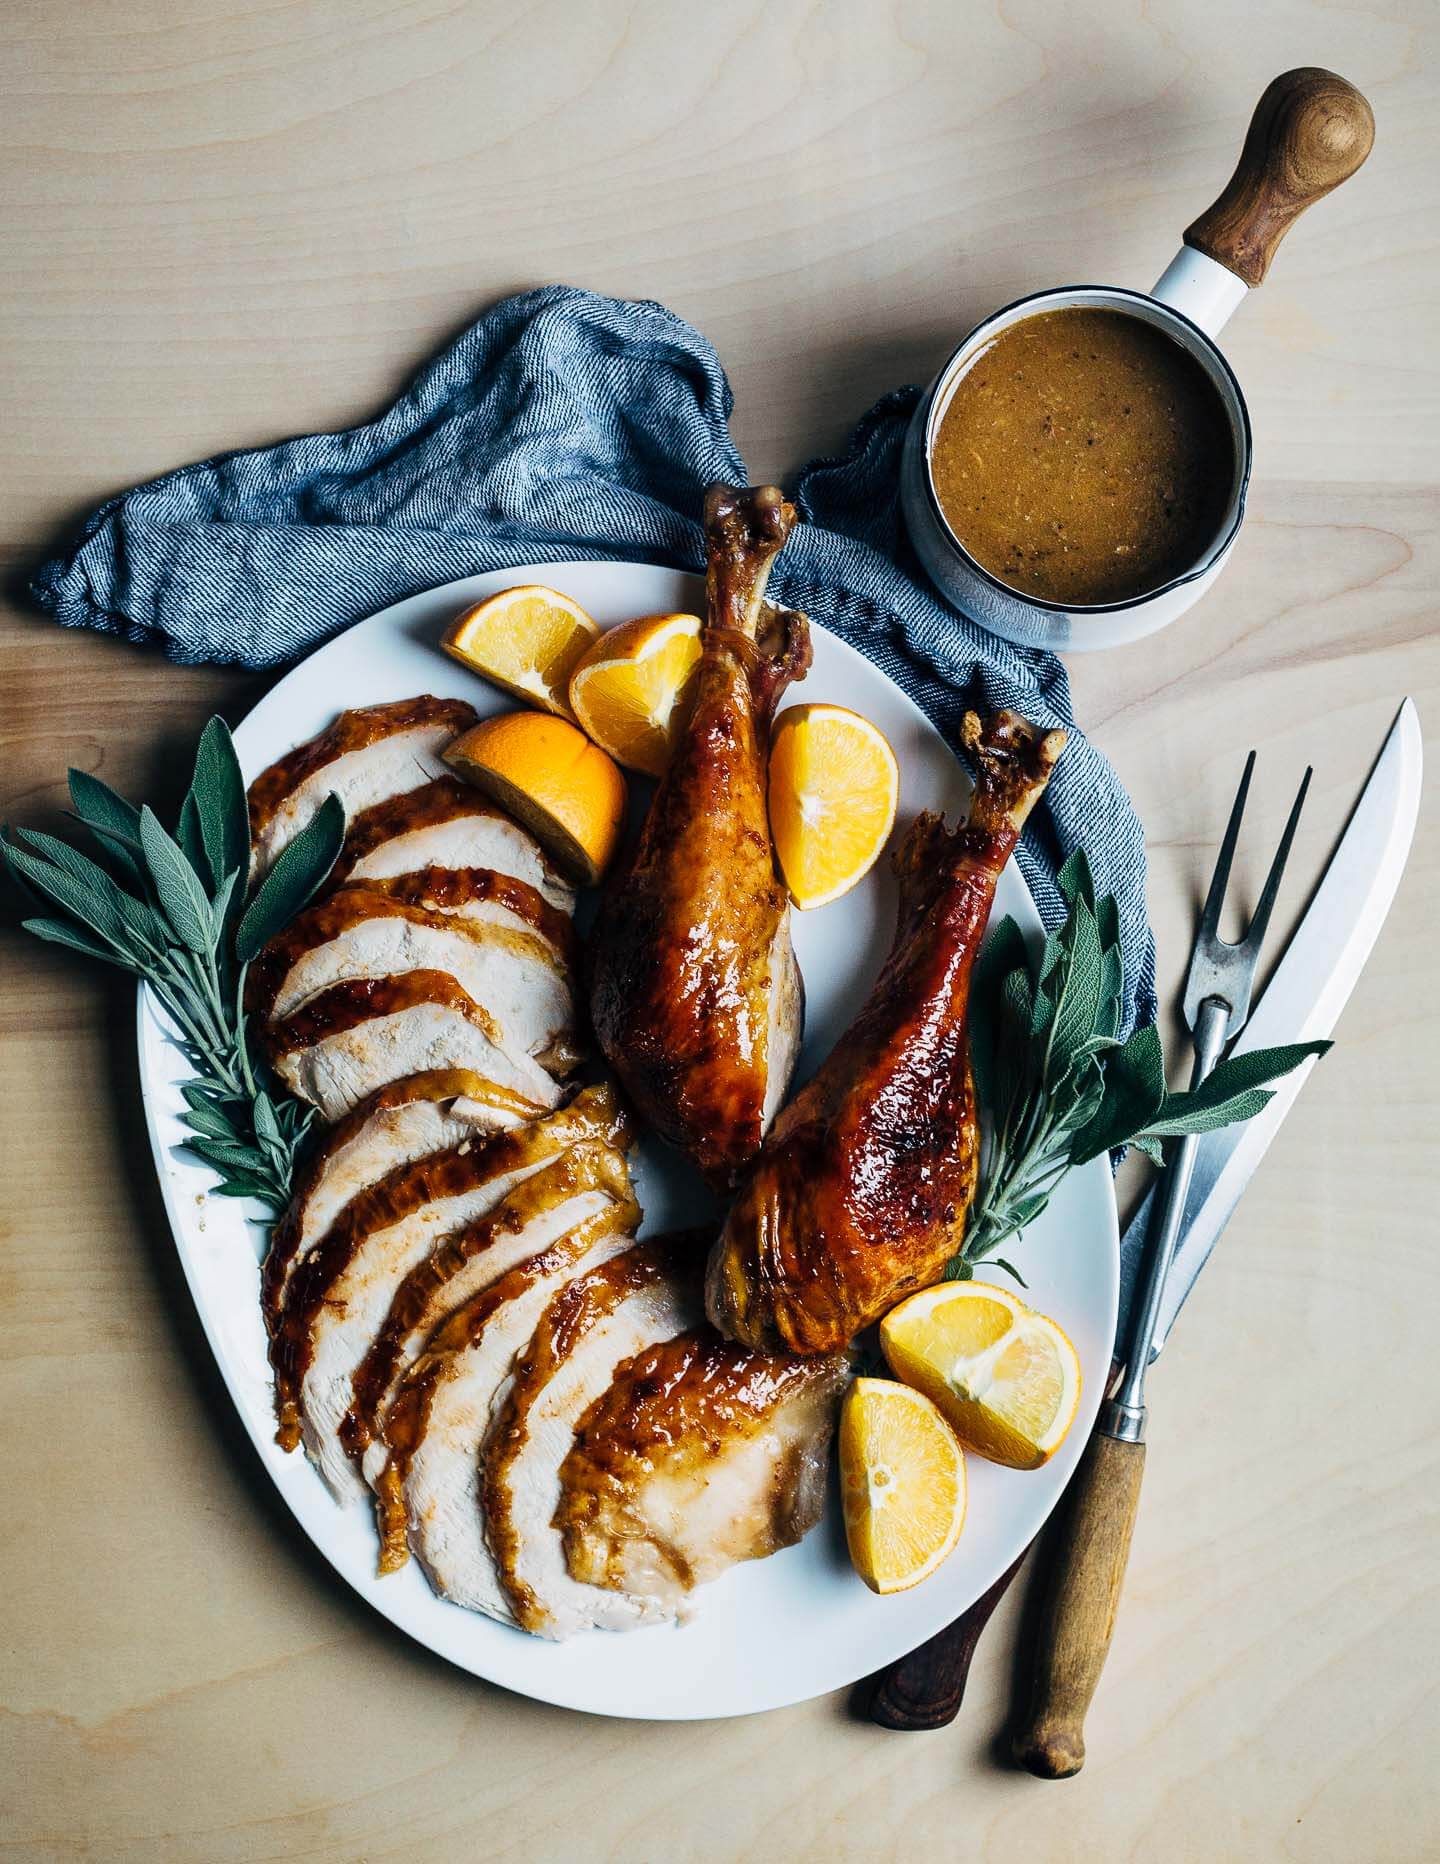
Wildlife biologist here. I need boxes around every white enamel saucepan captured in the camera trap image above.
[901,69,1375,653]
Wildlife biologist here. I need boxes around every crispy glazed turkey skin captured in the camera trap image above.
[588,484,811,1189]
[556,1330,848,1614]
[707,711,1065,1354]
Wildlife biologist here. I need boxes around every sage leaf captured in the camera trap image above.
[1057,847,1096,912]
[971,915,1028,1111]
[21,915,141,971]
[1047,896,1104,1082]
[184,716,250,902]
[235,794,344,965]
[1139,1087,1275,1138]
[139,805,213,953]
[68,769,145,884]
[252,1091,283,1148]
[210,1177,279,1202]
[1160,1040,1331,1120]
[4,832,159,961]
[185,1135,276,1174]
[181,1101,243,1141]
[993,964,1035,1126]
[1067,1019,1167,1164]
[177,791,208,883]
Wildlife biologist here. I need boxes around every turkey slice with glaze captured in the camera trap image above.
[345,1137,637,1473]
[556,1331,849,1619]
[248,698,476,880]
[248,887,577,1078]
[266,973,565,1119]
[270,1095,626,1490]
[484,1243,702,1638]
[333,776,575,913]
[374,1216,640,1599]
[262,1068,549,1332]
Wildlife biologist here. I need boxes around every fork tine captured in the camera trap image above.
[1242,765,1312,952]
[1198,750,1255,943]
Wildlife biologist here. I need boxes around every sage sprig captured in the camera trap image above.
[3,719,343,1210]
[954,849,1329,1281]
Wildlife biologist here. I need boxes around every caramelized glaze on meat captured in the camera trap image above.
[262,1066,545,1333]
[270,1098,621,1448]
[332,775,574,910]
[588,485,811,1188]
[556,1329,848,1608]
[248,697,477,875]
[342,1130,634,1458]
[707,712,1065,1353]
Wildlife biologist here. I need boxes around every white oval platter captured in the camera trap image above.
[135,560,1117,1721]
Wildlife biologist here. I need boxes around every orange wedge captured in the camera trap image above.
[839,1377,968,1594]
[768,703,899,910]
[444,712,626,886]
[568,612,704,777]
[880,1281,1081,1471]
[442,586,599,719]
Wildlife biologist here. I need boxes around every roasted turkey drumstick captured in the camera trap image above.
[589,484,812,1188]
[707,710,1065,1354]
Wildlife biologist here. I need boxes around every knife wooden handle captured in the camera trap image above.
[868,1549,1028,1730]
[1184,68,1374,287]
[1011,1431,1146,1778]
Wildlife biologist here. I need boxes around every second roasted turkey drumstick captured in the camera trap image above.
[589,483,812,1189]
[708,710,1066,1354]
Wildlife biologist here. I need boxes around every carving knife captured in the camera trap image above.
[869,697,1423,1735]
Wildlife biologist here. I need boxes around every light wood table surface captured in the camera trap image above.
[3,5,1436,1860]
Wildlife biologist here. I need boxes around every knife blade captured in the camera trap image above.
[1116,697,1423,1359]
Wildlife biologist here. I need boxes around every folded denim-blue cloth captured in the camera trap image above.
[30,285,1156,1028]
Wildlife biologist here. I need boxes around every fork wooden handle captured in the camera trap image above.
[868,1550,1028,1730]
[1011,1431,1147,1778]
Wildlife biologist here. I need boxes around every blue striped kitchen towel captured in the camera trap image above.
[29,285,1155,1028]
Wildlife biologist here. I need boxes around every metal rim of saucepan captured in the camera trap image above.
[920,284,1255,618]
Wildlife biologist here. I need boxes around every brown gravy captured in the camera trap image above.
[929,307,1234,607]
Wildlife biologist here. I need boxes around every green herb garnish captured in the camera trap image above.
[955,848,1329,1282]
[3,718,342,1210]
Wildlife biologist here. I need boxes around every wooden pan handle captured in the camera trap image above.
[1011,1431,1146,1778]
[869,1550,1028,1730]
[1184,68,1374,287]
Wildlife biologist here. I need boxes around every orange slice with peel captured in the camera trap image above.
[768,703,899,910]
[442,586,599,719]
[444,712,626,887]
[839,1377,968,1594]
[879,1280,1081,1471]
[567,612,704,777]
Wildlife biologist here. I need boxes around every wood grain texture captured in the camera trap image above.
[1012,1433,1148,1778]
[1184,69,1375,287]
[3,3,1439,1860]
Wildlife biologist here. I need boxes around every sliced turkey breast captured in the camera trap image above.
[269,1094,622,1472]
[250,889,577,1076]
[346,1136,637,1473]
[354,869,576,968]
[334,776,575,913]
[485,1246,702,1638]
[556,1332,848,1619]
[298,1141,636,1505]
[262,1068,547,1333]
[267,973,564,1119]
[249,698,476,879]
[375,1226,640,1603]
